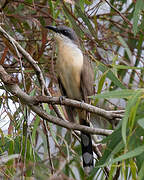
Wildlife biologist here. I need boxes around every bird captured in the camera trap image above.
[46,25,94,174]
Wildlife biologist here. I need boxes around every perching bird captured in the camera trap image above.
[46,25,94,174]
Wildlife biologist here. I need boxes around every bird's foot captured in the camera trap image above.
[59,96,65,104]
[80,100,84,108]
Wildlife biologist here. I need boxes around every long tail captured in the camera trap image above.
[79,111,94,175]
[58,78,94,173]
[66,108,94,174]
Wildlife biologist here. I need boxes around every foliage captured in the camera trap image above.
[0,0,144,179]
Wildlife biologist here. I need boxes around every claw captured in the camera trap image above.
[59,96,65,104]
[80,100,84,109]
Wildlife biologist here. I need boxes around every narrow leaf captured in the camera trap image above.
[129,159,137,180]
[138,118,144,129]
[75,5,97,39]
[122,90,142,144]
[133,0,144,35]
[96,145,144,168]
[63,4,83,37]
[118,36,132,61]
[109,145,144,165]
[138,161,144,180]
[112,65,144,70]
[97,63,126,89]
[32,116,40,144]
[91,89,139,99]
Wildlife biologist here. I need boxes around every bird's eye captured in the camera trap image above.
[62,30,68,34]
[60,29,72,39]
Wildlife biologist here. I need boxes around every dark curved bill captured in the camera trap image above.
[45,26,58,33]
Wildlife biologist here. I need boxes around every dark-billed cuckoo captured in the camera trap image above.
[46,25,94,174]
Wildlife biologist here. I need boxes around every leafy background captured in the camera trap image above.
[0,0,144,179]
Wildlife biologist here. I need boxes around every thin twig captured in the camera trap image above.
[104,0,132,27]
[0,25,64,120]
[42,119,54,174]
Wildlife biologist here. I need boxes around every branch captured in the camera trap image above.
[30,105,112,135]
[0,25,64,120]
[34,96,124,120]
[0,65,113,136]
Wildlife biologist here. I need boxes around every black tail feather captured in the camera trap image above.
[80,120,93,174]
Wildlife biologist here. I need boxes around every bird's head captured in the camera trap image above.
[46,25,79,45]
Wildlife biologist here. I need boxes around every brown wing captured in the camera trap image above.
[79,55,94,122]
[80,55,94,103]
[79,56,94,173]
[58,78,76,122]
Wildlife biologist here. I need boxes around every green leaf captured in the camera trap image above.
[25,0,33,3]
[138,161,144,180]
[109,145,144,165]
[89,128,124,179]
[63,4,83,38]
[129,159,137,180]
[32,115,40,145]
[118,36,132,61]
[96,145,144,169]
[38,128,47,155]
[94,72,106,105]
[48,0,54,17]
[133,0,144,35]
[122,90,142,144]
[91,89,138,99]
[0,128,5,145]
[84,0,92,5]
[49,122,59,146]
[129,98,140,132]
[97,63,126,89]
[29,88,36,96]
[97,72,107,94]
[44,103,51,114]
[138,118,144,129]
[112,65,144,70]
[75,5,97,39]
[79,0,85,12]
[108,164,116,180]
